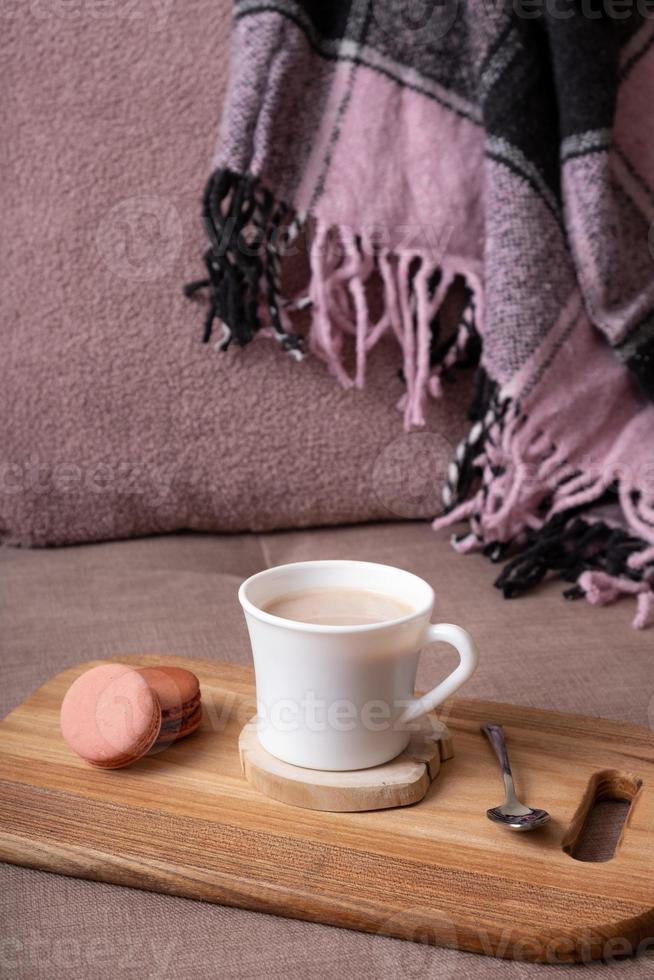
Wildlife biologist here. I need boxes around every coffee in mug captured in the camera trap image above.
[262,587,415,626]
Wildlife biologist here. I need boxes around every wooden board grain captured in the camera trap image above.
[0,655,653,963]
[239,716,453,811]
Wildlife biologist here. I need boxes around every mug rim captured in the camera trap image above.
[238,559,435,634]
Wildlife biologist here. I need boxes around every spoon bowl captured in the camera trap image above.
[486,805,551,832]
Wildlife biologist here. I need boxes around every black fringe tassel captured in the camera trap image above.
[495,509,647,599]
[441,366,652,604]
[184,169,303,355]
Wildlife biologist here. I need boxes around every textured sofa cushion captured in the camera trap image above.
[0,0,469,547]
[2,524,653,979]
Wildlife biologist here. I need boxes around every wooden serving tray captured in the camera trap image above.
[0,655,653,963]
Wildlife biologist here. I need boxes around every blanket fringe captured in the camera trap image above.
[184,169,304,356]
[306,223,480,426]
[435,378,654,628]
[186,169,654,627]
[186,168,480,427]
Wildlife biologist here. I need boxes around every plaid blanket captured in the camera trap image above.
[187,1,654,627]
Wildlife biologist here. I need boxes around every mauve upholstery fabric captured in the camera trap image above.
[0,0,469,548]
[2,524,654,979]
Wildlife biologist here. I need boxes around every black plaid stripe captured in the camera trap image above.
[544,12,622,140]
[235,0,477,101]
[479,8,645,197]
[479,20,562,198]
[294,0,355,37]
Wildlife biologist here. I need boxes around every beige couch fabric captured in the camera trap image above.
[2,523,653,978]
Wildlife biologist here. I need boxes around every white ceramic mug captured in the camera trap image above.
[238,560,478,771]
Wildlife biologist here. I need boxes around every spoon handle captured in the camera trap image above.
[482,723,513,777]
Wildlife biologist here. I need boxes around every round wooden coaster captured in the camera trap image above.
[238,718,454,812]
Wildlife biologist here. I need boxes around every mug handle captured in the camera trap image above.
[400,623,478,725]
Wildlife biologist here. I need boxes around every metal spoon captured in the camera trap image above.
[481,723,551,831]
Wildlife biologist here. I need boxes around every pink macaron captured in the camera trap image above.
[60,664,162,769]
[137,666,202,748]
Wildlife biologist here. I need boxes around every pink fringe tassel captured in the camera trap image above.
[578,570,654,630]
[306,222,477,429]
